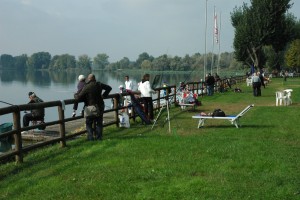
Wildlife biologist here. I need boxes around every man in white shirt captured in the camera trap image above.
[125,75,133,91]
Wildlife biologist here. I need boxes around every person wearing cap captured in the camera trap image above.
[72,75,86,117]
[75,74,112,141]
[23,92,45,127]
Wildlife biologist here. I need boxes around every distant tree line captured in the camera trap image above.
[0,51,244,72]
[1,42,299,72]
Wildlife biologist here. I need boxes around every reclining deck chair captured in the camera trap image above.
[192,104,254,128]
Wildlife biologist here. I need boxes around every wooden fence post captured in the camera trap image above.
[58,102,66,148]
[13,110,23,163]
[113,96,119,127]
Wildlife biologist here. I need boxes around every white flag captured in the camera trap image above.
[214,12,219,43]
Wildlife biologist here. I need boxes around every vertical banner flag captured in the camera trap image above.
[214,11,219,43]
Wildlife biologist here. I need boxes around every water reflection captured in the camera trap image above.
[0,69,234,88]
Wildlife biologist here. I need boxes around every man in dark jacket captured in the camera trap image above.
[206,73,215,96]
[74,74,112,141]
[23,92,45,127]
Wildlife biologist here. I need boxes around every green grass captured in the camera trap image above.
[1,78,300,199]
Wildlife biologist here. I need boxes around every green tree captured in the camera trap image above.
[93,54,109,70]
[0,54,14,69]
[49,54,76,70]
[140,60,152,70]
[14,54,28,70]
[231,0,293,70]
[169,56,182,71]
[27,52,51,70]
[181,54,192,71]
[119,57,130,69]
[151,54,170,71]
[107,62,119,71]
[136,52,154,68]
[77,54,91,69]
[285,39,300,68]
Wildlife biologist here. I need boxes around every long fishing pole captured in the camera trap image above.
[0,100,14,106]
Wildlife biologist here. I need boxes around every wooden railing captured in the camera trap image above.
[186,75,247,95]
[0,86,177,163]
[0,75,247,163]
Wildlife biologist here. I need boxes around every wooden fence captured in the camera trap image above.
[0,86,178,163]
[0,75,247,163]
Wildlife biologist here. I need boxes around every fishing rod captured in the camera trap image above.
[0,100,14,106]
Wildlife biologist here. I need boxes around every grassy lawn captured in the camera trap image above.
[1,77,299,200]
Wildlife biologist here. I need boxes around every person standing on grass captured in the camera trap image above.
[251,72,261,96]
[258,71,265,89]
[75,74,112,141]
[138,73,155,121]
[206,73,215,96]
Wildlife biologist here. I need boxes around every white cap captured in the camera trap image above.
[119,85,124,88]
[78,75,85,81]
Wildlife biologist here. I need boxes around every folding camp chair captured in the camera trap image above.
[192,104,254,128]
[178,91,197,111]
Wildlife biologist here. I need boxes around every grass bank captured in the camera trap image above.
[1,78,299,199]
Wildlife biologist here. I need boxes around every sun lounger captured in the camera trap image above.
[192,104,254,128]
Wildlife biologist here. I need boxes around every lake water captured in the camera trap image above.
[0,69,244,123]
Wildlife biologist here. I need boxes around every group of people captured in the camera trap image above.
[118,74,155,122]
[23,73,158,141]
[23,74,112,142]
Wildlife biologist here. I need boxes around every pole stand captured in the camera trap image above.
[151,99,171,133]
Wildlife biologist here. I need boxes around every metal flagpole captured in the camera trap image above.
[204,0,208,80]
[211,6,216,75]
[217,11,221,75]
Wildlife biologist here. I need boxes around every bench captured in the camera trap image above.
[192,104,254,128]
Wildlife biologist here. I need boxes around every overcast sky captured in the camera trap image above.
[0,0,299,62]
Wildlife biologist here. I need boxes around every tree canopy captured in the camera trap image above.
[231,0,294,70]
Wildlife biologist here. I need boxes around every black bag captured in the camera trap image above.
[212,109,226,117]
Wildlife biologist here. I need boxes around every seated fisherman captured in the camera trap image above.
[23,92,45,127]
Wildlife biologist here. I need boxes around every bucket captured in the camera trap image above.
[0,123,13,152]
[0,123,13,133]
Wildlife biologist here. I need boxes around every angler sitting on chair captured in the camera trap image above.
[23,92,45,128]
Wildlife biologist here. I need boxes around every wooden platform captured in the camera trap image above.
[21,130,59,141]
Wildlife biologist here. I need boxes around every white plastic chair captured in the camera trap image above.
[246,77,252,86]
[275,91,287,106]
[284,89,293,105]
